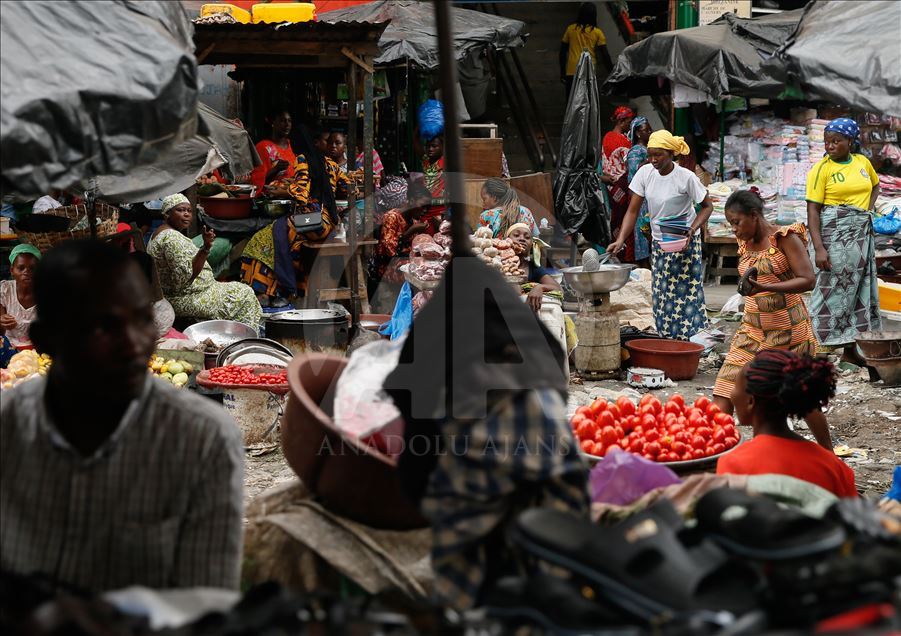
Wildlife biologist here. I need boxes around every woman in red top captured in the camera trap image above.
[602,106,636,261]
[250,109,296,197]
[717,350,857,498]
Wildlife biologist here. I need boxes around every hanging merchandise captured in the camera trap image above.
[553,52,611,245]
[417,99,445,141]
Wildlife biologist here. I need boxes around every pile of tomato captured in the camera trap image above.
[570,394,740,463]
[207,365,288,386]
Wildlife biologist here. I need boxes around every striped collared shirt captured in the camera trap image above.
[1,376,244,592]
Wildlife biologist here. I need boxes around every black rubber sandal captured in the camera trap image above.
[695,488,847,560]
[511,501,759,623]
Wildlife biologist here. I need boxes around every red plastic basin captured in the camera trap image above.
[199,196,252,220]
[624,338,705,380]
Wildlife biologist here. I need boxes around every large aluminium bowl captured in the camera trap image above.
[562,264,635,295]
[183,320,259,348]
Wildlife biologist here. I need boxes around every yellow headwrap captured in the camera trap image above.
[647,130,690,156]
[505,222,532,237]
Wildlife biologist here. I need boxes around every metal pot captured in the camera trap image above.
[260,199,295,218]
[216,338,294,367]
[264,309,350,356]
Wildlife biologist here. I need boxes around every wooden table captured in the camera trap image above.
[304,239,377,313]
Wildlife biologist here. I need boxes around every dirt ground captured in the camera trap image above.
[243,318,900,508]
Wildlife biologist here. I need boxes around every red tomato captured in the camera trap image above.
[614,425,624,440]
[639,404,656,418]
[620,438,630,450]
[576,422,591,438]
[672,441,687,455]
[724,436,739,449]
[692,449,705,460]
[645,441,661,456]
[665,452,680,462]
[617,396,636,417]
[580,440,593,453]
[664,402,682,416]
[629,439,644,453]
[713,428,726,444]
[712,413,733,427]
[607,404,622,422]
[695,426,713,440]
[597,411,615,428]
[570,414,584,428]
[590,398,608,416]
[675,431,690,444]
[575,406,592,418]
[644,428,660,443]
[659,435,673,449]
[591,442,604,457]
[641,414,656,429]
[664,412,678,426]
[706,403,722,418]
[703,447,715,457]
[677,416,688,427]
[649,398,663,414]
[712,442,726,454]
[694,396,711,411]
[669,393,685,409]
[633,425,644,436]
[687,408,704,422]
[668,423,684,435]
[639,394,655,408]
[601,426,618,445]
[691,435,706,450]
[681,452,694,461]
[723,424,736,438]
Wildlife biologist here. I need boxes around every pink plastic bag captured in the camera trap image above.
[589,447,681,506]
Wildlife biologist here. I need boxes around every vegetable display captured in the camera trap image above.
[471,226,526,277]
[207,365,287,386]
[570,394,740,463]
[0,350,51,390]
[148,354,195,388]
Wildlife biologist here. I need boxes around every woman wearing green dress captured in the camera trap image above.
[148,194,262,329]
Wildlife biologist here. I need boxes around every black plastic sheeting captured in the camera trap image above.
[603,10,804,100]
[766,1,901,117]
[92,104,260,204]
[1,1,199,200]
[553,53,610,245]
[321,0,526,68]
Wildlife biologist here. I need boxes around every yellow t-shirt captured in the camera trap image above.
[562,24,607,76]
[805,154,879,210]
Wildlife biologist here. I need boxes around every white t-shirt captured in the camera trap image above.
[628,163,707,241]
[0,279,36,348]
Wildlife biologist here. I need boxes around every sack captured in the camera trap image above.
[292,211,324,234]
[873,210,900,235]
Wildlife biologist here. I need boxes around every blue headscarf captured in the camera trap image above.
[628,116,650,144]
[824,117,859,141]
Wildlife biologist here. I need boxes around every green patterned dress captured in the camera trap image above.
[148,229,262,329]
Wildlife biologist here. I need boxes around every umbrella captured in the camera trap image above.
[91,103,261,203]
[320,0,526,68]
[1,0,199,200]
[553,52,610,245]
[603,10,803,101]
[766,0,901,117]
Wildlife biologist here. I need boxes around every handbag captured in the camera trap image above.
[291,211,324,234]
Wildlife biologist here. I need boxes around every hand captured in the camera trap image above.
[0,314,17,331]
[606,240,624,256]
[814,247,831,271]
[600,173,614,185]
[201,225,216,251]
[527,286,544,311]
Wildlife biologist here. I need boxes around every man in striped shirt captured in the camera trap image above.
[0,241,244,592]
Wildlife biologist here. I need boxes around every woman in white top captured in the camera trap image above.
[608,130,713,340]
[0,244,40,350]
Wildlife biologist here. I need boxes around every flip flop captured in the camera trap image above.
[511,501,758,623]
[695,488,847,560]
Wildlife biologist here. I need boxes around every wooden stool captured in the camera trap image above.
[304,239,376,314]
[704,235,739,285]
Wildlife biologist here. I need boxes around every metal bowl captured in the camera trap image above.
[562,264,635,295]
[183,320,259,349]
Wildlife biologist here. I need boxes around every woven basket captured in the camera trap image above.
[16,202,120,252]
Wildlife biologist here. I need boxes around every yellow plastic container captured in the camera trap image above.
[200,3,252,24]
[252,2,316,24]
[879,280,901,313]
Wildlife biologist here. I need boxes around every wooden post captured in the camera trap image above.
[346,61,360,327]
[363,66,375,237]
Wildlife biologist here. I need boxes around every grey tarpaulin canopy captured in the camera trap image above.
[320,0,526,68]
[603,9,804,100]
[765,0,901,117]
[0,0,199,200]
[91,103,260,203]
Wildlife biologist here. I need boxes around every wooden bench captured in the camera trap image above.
[703,233,739,285]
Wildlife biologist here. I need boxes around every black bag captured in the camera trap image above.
[291,211,323,234]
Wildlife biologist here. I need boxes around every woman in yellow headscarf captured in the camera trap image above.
[608,130,714,340]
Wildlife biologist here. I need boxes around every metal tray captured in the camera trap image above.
[216,338,293,367]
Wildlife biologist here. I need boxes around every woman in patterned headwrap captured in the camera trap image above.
[625,116,653,265]
[608,130,713,341]
[601,106,636,261]
[148,194,262,328]
[806,117,881,364]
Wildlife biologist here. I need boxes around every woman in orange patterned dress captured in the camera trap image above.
[713,190,832,450]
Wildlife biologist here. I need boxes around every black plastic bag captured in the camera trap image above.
[553,52,611,246]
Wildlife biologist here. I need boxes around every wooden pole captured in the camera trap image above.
[363,68,375,238]
[346,61,360,327]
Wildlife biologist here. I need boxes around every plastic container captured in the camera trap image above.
[624,339,705,380]
[201,3,252,23]
[658,237,689,253]
[199,196,252,220]
[252,2,316,23]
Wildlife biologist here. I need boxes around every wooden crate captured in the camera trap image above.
[462,138,504,177]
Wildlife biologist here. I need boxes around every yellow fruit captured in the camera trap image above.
[167,362,184,375]
[159,372,173,382]
[180,362,193,374]
[14,368,28,378]
[172,372,189,385]
[160,365,169,374]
